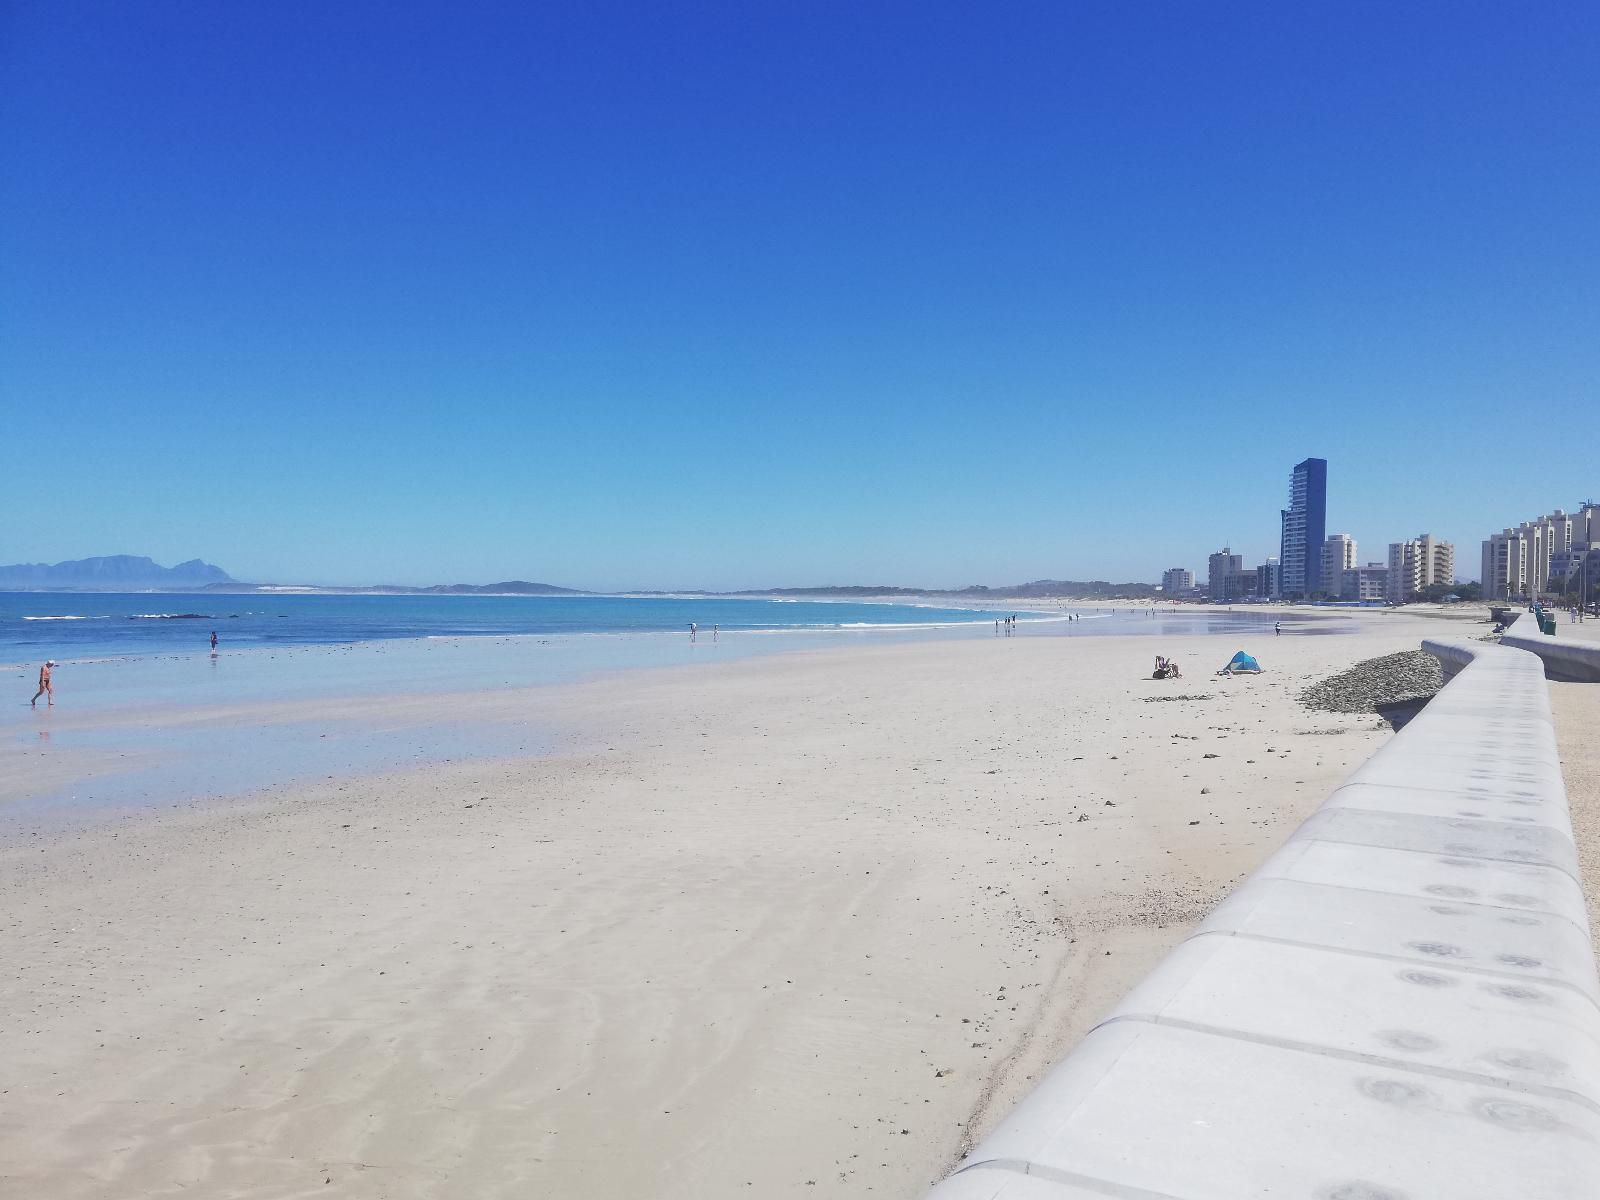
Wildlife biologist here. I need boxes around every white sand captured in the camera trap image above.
[0,616,1457,1198]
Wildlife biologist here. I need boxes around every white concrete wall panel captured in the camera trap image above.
[924,638,1600,1200]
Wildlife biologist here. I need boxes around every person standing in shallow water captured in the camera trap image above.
[210,631,218,651]
[31,660,55,708]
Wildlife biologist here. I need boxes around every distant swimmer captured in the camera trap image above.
[210,630,219,650]
[31,660,55,708]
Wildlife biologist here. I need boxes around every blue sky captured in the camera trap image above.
[3,2,1596,589]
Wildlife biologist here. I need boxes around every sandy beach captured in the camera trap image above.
[1,612,1478,1198]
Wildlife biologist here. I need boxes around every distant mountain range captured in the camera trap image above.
[0,556,585,595]
[0,557,1157,600]
[0,555,235,591]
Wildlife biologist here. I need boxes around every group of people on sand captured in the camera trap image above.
[1153,655,1182,679]
[687,623,719,642]
[995,614,1022,636]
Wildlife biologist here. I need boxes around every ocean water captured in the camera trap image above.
[0,591,1339,667]
[0,591,1012,663]
[1,593,1346,824]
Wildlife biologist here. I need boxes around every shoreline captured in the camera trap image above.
[0,614,1460,1198]
[1,606,1366,823]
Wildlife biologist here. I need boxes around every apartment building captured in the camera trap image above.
[1482,506,1600,599]
[1320,534,1357,595]
[1387,535,1455,603]
[1341,563,1390,602]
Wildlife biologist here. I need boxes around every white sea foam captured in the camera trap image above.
[22,615,112,621]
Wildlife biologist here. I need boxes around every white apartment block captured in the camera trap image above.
[1161,567,1194,594]
[1482,506,1600,600]
[1387,534,1455,603]
[1341,563,1389,602]
[1320,534,1357,594]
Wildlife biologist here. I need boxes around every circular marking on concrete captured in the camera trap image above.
[1497,953,1542,968]
[1427,905,1469,917]
[1377,1030,1440,1053]
[1437,857,1485,868]
[1494,893,1540,907]
[1358,1077,1432,1107]
[1321,1182,1408,1200]
[1399,969,1456,988]
[1499,914,1540,927]
[1423,884,1477,899]
[1470,1097,1561,1133]
[1408,941,1463,958]
[1443,843,1483,855]
[1485,983,1551,1004]
[1485,1048,1564,1075]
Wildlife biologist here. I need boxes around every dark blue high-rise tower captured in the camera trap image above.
[1279,458,1328,597]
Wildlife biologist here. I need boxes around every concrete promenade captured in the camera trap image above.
[924,636,1600,1199]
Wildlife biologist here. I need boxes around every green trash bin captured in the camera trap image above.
[1541,615,1557,635]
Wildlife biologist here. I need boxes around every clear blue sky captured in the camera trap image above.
[3,2,1596,589]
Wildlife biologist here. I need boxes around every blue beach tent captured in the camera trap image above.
[1218,650,1262,675]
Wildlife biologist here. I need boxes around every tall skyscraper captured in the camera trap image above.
[1279,457,1328,597]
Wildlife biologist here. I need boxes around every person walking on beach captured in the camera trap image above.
[713,624,719,641]
[689,622,697,642]
[31,661,55,708]
[210,630,219,650]
[1274,621,1281,636]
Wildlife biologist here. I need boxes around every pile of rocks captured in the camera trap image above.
[1298,649,1444,715]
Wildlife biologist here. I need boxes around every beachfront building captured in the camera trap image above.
[1481,505,1600,599]
[1256,557,1281,599]
[1483,525,1535,600]
[1340,563,1389,603]
[1208,548,1242,601]
[1279,457,1328,598]
[1161,567,1194,594]
[1551,544,1593,589]
[1386,534,1455,603]
[1320,534,1357,595]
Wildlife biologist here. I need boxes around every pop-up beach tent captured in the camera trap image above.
[1218,650,1262,675]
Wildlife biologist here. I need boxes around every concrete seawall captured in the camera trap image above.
[1498,610,1600,682]
[924,637,1600,1199]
